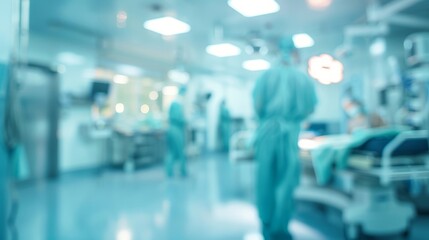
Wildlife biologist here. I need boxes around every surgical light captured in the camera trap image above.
[162,86,179,96]
[113,75,129,84]
[143,17,191,36]
[168,69,190,84]
[293,34,315,49]
[308,54,344,85]
[242,59,271,71]
[307,0,332,9]
[228,0,280,17]
[115,103,125,113]
[206,43,241,57]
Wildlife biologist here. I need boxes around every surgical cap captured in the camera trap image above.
[279,36,296,62]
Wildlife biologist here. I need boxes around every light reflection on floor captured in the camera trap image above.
[15,155,429,240]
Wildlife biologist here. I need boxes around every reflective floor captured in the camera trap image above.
[15,155,429,240]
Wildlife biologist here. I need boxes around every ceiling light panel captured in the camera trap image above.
[228,0,280,17]
[242,59,271,71]
[144,17,191,36]
[293,34,315,49]
[206,43,241,57]
[307,0,332,10]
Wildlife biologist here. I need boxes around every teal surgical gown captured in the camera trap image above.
[253,64,317,240]
[166,101,187,177]
[219,103,231,152]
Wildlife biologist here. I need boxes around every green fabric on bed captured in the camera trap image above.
[311,127,408,185]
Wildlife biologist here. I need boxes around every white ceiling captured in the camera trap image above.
[29,0,428,77]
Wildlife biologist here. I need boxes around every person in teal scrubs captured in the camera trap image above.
[166,87,187,177]
[253,37,318,240]
[218,100,231,152]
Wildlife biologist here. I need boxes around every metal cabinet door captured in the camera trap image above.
[17,64,60,180]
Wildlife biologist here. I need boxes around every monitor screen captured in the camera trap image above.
[90,81,111,102]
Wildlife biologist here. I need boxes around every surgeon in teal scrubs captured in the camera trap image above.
[166,87,187,177]
[253,37,317,240]
[218,100,231,152]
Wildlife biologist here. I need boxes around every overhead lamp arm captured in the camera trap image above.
[368,0,423,22]
[345,24,389,37]
[388,14,429,30]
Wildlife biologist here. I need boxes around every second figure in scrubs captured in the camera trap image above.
[166,87,187,177]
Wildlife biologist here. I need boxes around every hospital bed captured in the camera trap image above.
[229,129,429,239]
[297,130,429,239]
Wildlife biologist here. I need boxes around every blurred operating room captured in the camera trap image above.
[1,0,429,239]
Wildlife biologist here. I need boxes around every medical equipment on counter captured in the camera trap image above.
[297,130,429,239]
[402,33,429,128]
[404,33,429,68]
[90,82,112,128]
[395,75,429,129]
[112,127,166,171]
[400,34,429,205]
[79,122,113,172]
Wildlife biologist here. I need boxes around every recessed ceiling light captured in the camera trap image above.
[242,59,271,71]
[307,0,332,10]
[293,34,315,49]
[113,74,129,84]
[144,17,191,36]
[168,69,190,84]
[206,43,241,57]
[228,0,280,17]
